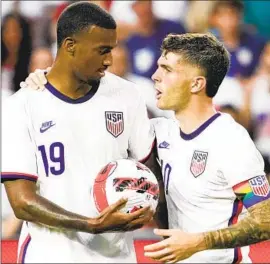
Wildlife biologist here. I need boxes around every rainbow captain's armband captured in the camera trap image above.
[233,175,270,208]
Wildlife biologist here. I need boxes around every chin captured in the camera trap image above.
[157,100,169,110]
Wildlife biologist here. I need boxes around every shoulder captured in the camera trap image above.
[128,74,154,88]
[217,113,255,148]
[151,117,177,133]
[103,72,140,93]
[103,72,144,102]
[3,87,44,117]
[2,89,33,123]
[3,88,28,110]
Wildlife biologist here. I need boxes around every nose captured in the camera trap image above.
[151,69,160,83]
[103,52,113,67]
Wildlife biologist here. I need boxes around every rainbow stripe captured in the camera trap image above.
[233,179,270,209]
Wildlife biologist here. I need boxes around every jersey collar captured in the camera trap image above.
[180,113,221,141]
[45,81,100,104]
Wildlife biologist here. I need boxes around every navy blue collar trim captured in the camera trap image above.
[45,81,100,104]
[180,113,221,141]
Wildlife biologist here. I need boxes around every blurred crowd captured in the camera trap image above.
[1,0,270,240]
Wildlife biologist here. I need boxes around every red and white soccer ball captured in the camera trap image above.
[93,159,159,214]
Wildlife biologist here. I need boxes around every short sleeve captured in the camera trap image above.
[128,95,155,162]
[1,97,38,182]
[224,126,265,187]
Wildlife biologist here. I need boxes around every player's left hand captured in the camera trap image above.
[144,229,204,263]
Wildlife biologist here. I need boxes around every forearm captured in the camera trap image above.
[202,199,270,250]
[16,194,97,233]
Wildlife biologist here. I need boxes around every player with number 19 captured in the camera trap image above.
[1,2,155,263]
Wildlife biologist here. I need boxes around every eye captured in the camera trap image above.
[160,65,171,73]
[99,48,111,55]
[164,67,171,73]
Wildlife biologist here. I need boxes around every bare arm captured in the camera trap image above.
[144,197,270,263]
[4,179,154,234]
[4,179,99,233]
[144,146,168,229]
[202,176,270,250]
[202,199,270,249]
[144,177,270,262]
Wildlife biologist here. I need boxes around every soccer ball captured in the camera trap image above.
[93,159,159,214]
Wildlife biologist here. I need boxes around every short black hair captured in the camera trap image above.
[57,1,117,48]
[161,33,230,98]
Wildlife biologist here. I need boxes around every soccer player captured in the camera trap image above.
[1,2,155,263]
[144,33,270,263]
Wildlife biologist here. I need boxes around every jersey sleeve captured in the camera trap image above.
[224,125,265,188]
[128,94,155,162]
[233,175,270,209]
[1,97,38,183]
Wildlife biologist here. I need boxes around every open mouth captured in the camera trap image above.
[156,89,162,99]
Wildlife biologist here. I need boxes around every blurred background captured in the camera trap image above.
[1,0,270,262]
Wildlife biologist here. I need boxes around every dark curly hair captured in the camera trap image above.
[161,32,230,98]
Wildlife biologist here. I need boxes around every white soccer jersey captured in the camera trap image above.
[153,113,265,263]
[1,72,155,263]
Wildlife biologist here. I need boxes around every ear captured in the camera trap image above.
[62,37,76,56]
[191,76,206,94]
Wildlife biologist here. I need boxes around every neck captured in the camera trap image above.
[175,98,217,134]
[46,57,92,99]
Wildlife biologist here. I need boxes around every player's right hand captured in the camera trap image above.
[20,67,51,90]
[91,198,154,234]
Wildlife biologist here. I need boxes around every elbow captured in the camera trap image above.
[11,195,35,221]
[13,201,28,220]
[13,207,26,220]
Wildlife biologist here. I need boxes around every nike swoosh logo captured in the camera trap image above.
[40,123,55,133]
[159,146,169,149]
[158,141,170,149]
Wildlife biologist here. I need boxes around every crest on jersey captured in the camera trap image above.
[105,111,124,138]
[249,175,270,197]
[190,150,208,178]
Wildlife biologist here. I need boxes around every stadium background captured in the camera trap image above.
[1,0,270,263]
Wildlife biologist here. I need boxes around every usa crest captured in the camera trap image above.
[190,150,208,178]
[105,111,124,138]
[249,175,270,197]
